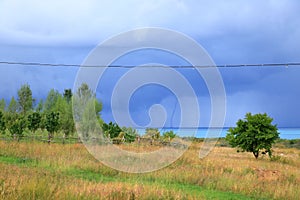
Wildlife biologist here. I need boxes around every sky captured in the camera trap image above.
[0,0,300,128]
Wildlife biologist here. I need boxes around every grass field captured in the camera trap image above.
[0,140,299,199]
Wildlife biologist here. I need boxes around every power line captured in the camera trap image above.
[0,61,300,68]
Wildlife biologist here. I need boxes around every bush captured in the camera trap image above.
[162,130,176,141]
[144,128,160,139]
[122,127,137,143]
[102,122,122,139]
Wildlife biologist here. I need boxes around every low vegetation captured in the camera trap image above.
[0,139,299,199]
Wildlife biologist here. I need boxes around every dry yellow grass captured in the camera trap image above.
[0,140,299,199]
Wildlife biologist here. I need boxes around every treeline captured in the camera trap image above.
[0,83,99,143]
[0,83,135,144]
[0,83,177,144]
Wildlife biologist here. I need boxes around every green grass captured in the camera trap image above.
[66,167,256,200]
[0,154,255,200]
[0,140,299,199]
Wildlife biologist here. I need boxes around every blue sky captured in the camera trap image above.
[0,0,300,127]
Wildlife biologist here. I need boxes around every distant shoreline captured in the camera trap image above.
[136,127,300,140]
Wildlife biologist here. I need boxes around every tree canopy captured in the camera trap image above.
[0,83,137,144]
[17,84,34,115]
[226,113,280,159]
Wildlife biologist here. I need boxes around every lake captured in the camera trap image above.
[137,128,300,139]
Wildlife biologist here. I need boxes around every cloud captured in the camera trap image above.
[0,0,188,46]
[2,0,298,47]
[0,0,300,128]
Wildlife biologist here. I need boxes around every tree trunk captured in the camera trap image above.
[48,133,52,144]
[253,151,259,159]
[63,133,66,145]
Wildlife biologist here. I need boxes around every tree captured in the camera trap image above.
[8,97,18,113]
[122,127,138,143]
[73,83,93,122]
[226,113,279,159]
[102,122,122,139]
[76,83,93,99]
[56,96,75,138]
[36,100,44,112]
[73,83,103,141]
[63,89,72,103]
[44,89,61,112]
[0,111,6,134]
[145,128,160,139]
[44,111,60,144]
[27,112,41,134]
[6,97,19,135]
[94,99,103,119]
[8,115,27,141]
[17,84,34,115]
[163,130,176,141]
[0,98,6,111]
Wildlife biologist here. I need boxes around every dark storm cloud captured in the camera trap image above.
[0,0,299,127]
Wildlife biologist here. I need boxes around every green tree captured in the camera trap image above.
[36,100,44,112]
[73,83,91,122]
[61,103,75,139]
[145,128,160,139]
[94,98,103,119]
[55,96,75,138]
[27,112,41,134]
[122,127,137,143]
[44,89,61,112]
[6,97,19,134]
[226,113,280,159]
[8,115,27,141]
[8,97,18,113]
[102,122,122,139]
[44,111,60,144]
[0,98,6,111]
[0,111,6,134]
[17,84,34,115]
[163,130,176,141]
[76,83,93,99]
[73,83,103,141]
[63,89,72,103]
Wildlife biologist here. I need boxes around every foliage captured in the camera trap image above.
[59,99,75,137]
[7,97,18,113]
[0,111,6,134]
[0,98,5,111]
[145,128,160,139]
[94,98,103,119]
[43,89,61,112]
[1,83,105,140]
[36,99,44,112]
[73,83,102,140]
[101,125,137,143]
[226,113,279,159]
[162,130,176,141]
[63,89,72,103]
[8,115,27,140]
[27,112,41,134]
[44,111,60,143]
[102,122,122,139]
[17,84,34,115]
[122,127,138,143]
[274,138,300,149]
[76,83,93,99]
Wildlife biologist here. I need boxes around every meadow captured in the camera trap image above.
[0,139,299,200]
